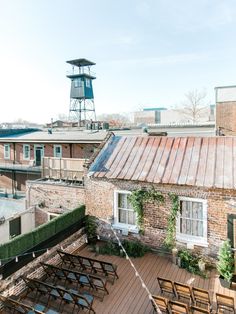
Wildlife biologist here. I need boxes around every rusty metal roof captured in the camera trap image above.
[89,136,236,189]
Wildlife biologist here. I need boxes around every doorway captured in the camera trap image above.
[34,146,44,166]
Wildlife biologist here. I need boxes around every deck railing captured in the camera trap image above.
[42,157,87,182]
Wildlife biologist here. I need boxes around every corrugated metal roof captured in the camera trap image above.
[89,136,236,189]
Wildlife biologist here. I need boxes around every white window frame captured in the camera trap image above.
[54,145,62,158]
[47,212,60,221]
[4,144,10,159]
[176,197,208,247]
[23,144,30,160]
[113,190,139,233]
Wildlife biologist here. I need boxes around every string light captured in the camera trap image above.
[15,256,18,262]
[32,252,35,258]
[102,218,162,314]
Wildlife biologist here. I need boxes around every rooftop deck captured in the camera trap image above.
[1,245,235,313]
[79,247,236,314]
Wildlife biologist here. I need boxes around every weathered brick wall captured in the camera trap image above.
[216,101,236,134]
[85,177,236,258]
[0,229,86,305]
[26,181,86,226]
[0,143,99,164]
[0,172,40,192]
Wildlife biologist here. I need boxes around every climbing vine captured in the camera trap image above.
[128,188,164,229]
[164,193,179,248]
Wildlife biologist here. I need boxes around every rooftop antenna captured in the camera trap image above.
[66,58,96,127]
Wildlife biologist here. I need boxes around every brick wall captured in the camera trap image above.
[0,172,40,192]
[216,101,236,135]
[85,177,236,257]
[0,229,86,305]
[0,143,99,164]
[26,181,86,226]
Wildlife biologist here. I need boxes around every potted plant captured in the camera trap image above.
[84,215,97,245]
[217,239,234,288]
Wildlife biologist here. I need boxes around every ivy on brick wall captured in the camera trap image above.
[164,193,179,249]
[128,187,164,230]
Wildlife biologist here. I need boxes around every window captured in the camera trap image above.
[74,78,82,88]
[85,78,91,88]
[155,111,161,124]
[4,144,10,159]
[9,217,21,238]
[23,144,30,160]
[54,145,62,158]
[113,191,138,232]
[48,213,60,221]
[176,197,208,247]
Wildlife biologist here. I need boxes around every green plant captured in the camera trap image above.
[217,239,234,283]
[98,241,120,256]
[84,215,97,241]
[122,240,149,258]
[178,249,206,276]
[128,188,164,229]
[164,194,179,248]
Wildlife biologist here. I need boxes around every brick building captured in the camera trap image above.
[216,85,236,135]
[86,135,236,258]
[0,129,108,193]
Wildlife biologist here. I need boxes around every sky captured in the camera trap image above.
[0,0,236,124]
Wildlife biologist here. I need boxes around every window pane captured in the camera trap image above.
[180,200,205,237]
[118,194,127,208]
[119,209,127,224]
[128,211,136,225]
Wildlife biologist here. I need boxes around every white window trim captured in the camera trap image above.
[113,190,139,233]
[176,197,208,247]
[4,144,10,160]
[48,212,60,221]
[54,145,62,158]
[23,144,30,160]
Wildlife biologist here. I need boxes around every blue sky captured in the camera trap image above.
[0,0,236,123]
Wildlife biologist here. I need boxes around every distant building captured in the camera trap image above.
[133,105,215,126]
[215,85,236,135]
[0,129,108,192]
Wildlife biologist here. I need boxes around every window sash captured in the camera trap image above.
[23,145,30,160]
[114,191,136,227]
[4,144,10,159]
[54,145,62,158]
[179,200,204,237]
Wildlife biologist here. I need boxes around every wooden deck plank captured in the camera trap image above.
[3,245,236,314]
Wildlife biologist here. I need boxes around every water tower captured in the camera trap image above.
[67,58,96,126]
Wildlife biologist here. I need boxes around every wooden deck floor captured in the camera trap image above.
[78,246,236,314]
[1,246,235,314]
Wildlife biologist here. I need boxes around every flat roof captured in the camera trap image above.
[0,130,108,144]
[66,59,96,67]
[0,198,25,219]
